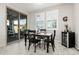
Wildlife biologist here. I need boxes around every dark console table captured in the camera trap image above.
[61,32,75,48]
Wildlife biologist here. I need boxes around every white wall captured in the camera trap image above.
[0,4,7,47]
[27,13,36,30]
[28,3,74,42]
[74,4,79,50]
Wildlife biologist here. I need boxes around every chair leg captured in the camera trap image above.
[44,42,46,49]
[51,43,55,52]
[34,43,36,53]
[25,36,27,46]
[53,41,55,50]
[28,42,31,50]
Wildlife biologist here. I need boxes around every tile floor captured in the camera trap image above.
[0,39,79,55]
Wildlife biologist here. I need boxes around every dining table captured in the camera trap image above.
[24,32,53,53]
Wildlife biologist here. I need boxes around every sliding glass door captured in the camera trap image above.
[7,8,27,43]
[19,13,27,39]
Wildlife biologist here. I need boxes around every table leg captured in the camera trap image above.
[25,35,27,46]
[47,36,49,53]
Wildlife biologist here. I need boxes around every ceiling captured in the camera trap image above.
[6,3,61,13]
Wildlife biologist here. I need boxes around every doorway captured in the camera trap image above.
[7,8,27,43]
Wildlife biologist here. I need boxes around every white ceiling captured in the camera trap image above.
[6,3,61,13]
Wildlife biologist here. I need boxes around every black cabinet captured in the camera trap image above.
[61,32,75,48]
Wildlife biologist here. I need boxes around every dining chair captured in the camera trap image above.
[40,29,46,33]
[44,30,56,52]
[28,30,41,53]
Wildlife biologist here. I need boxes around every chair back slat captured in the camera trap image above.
[53,30,56,40]
[28,30,36,41]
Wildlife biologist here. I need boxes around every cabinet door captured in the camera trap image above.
[69,33,75,47]
[62,32,67,47]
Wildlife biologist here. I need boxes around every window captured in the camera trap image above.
[46,10,58,30]
[35,12,45,29]
[35,9,58,30]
